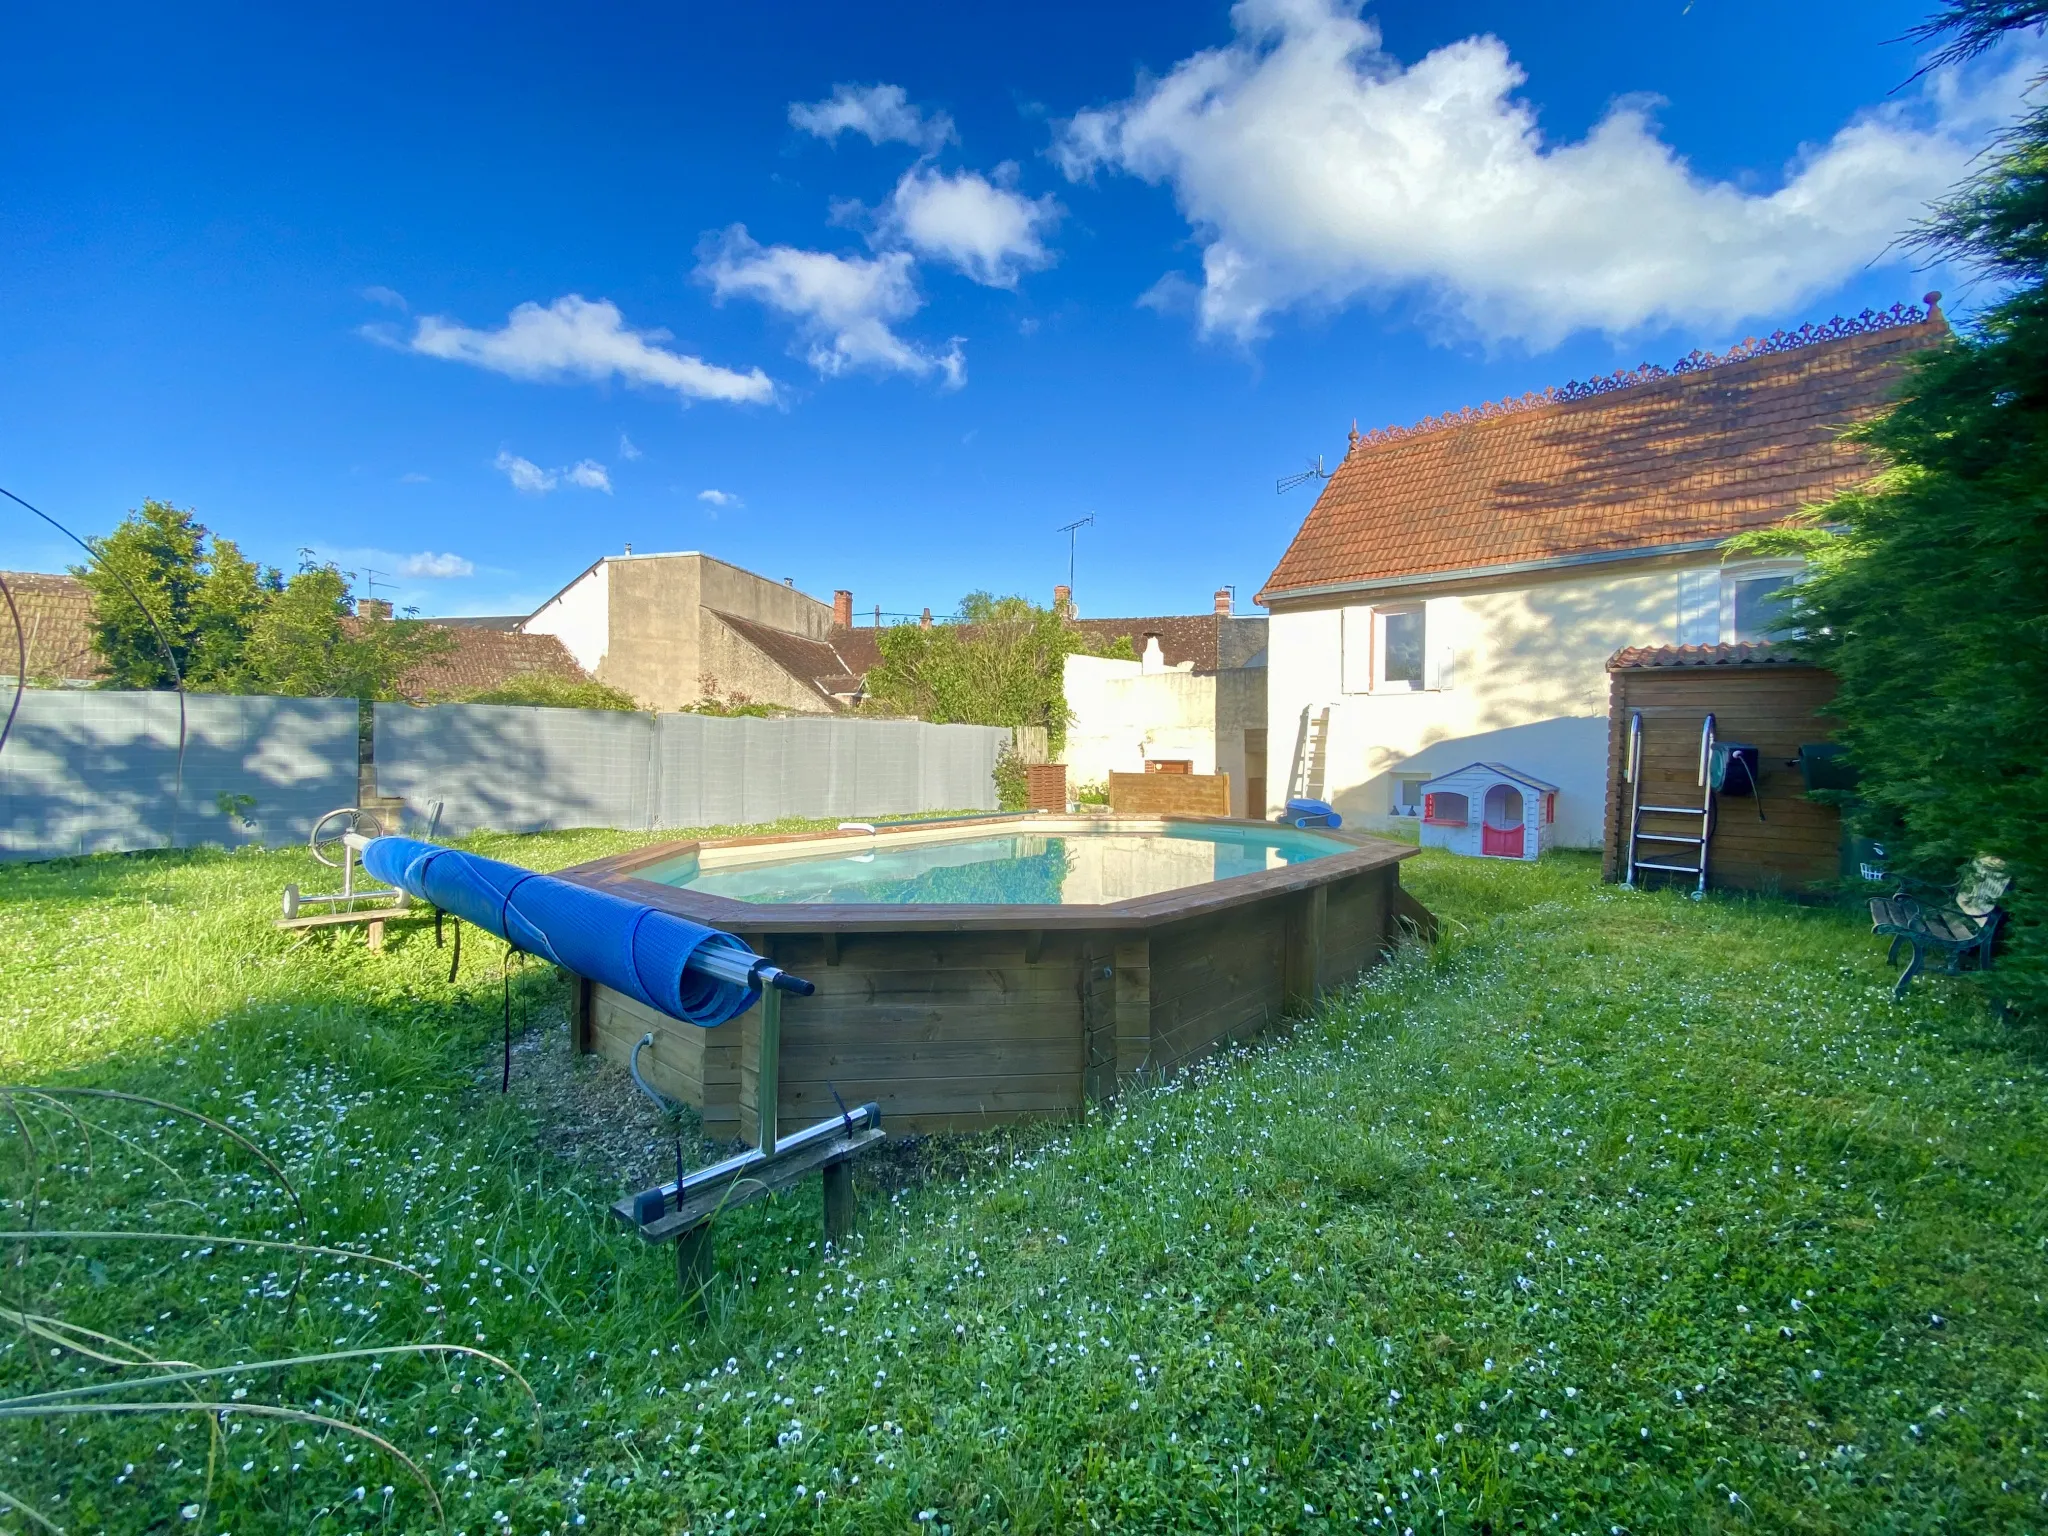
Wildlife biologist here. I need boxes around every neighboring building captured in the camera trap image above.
[0,572,101,684]
[2,574,586,700]
[1061,587,1271,818]
[1256,298,1948,846]
[518,550,878,713]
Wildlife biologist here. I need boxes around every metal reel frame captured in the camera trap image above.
[282,806,401,918]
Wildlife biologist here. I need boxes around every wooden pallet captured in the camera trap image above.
[274,906,420,951]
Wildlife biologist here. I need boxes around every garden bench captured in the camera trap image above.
[1869,859,2008,999]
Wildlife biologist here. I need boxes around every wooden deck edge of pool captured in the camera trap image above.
[562,816,1431,1136]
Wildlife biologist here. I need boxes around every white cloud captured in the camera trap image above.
[494,451,557,494]
[790,83,954,150]
[398,471,432,484]
[393,295,774,404]
[881,165,1060,287]
[397,551,475,578]
[493,451,612,495]
[697,226,965,387]
[698,488,742,508]
[1057,0,2036,347]
[618,432,642,460]
[363,284,408,311]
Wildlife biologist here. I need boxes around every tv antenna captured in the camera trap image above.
[358,566,389,603]
[1275,456,1328,495]
[1056,514,1094,594]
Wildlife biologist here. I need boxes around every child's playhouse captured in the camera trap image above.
[1418,763,1557,861]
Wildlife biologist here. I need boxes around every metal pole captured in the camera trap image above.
[757,985,780,1158]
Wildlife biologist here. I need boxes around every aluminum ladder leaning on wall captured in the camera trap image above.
[1288,704,1332,804]
[1622,710,1717,898]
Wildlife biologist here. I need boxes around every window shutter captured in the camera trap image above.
[1425,644,1456,690]
[1340,607,1372,693]
[1677,568,1720,647]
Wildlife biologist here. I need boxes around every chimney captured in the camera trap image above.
[1053,583,1072,617]
[832,589,853,628]
[1141,633,1165,675]
[623,542,632,556]
[919,607,932,629]
[357,598,393,621]
[1214,587,1233,617]
[784,576,794,587]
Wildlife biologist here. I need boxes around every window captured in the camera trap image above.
[1392,776,1426,817]
[1343,603,1442,693]
[1732,573,1794,643]
[1423,790,1468,825]
[1378,606,1425,689]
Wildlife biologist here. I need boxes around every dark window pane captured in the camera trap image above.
[1383,609,1425,683]
[1734,576,1793,642]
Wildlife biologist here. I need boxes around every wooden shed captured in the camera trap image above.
[1602,643,1843,895]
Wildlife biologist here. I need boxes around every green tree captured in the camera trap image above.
[458,673,642,711]
[233,563,453,700]
[76,500,213,687]
[79,504,450,700]
[863,592,1128,752]
[1732,2,2048,1010]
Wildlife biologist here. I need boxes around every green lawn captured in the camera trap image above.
[3,833,2044,1534]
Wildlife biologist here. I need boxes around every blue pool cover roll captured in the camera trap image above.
[360,836,760,1027]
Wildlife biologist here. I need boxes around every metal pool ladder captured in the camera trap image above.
[1622,710,1716,898]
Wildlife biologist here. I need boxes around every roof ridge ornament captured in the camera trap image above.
[1348,297,1944,453]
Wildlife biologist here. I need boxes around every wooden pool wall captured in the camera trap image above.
[560,816,1424,1136]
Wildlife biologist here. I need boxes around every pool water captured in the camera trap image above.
[642,823,1349,906]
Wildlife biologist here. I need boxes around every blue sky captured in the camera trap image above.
[0,1,2030,622]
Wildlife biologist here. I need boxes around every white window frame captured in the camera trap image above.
[1341,602,1450,694]
[1372,603,1427,692]
[1721,559,1805,644]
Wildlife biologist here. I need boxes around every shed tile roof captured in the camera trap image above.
[1260,305,1947,602]
[1,571,102,682]
[1607,641,1814,671]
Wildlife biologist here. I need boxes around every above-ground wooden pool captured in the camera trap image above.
[558,814,1428,1136]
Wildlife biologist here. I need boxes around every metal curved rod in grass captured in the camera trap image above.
[0,485,188,845]
[0,1230,427,1285]
[0,1400,450,1533]
[0,572,23,763]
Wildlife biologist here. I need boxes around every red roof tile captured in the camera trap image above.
[1260,304,1947,602]
[0,571,102,682]
[1608,641,1813,671]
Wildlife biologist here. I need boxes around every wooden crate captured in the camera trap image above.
[1108,771,1230,816]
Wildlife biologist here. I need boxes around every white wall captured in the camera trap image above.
[1266,559,1707,847]
[1062,654,1220,784]
[522,560,610,674]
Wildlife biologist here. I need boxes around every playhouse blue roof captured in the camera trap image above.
[1417,762,1560,794]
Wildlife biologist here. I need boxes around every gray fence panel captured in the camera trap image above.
[372,703,655,836]
[371,704,1003,835]
[652,715,703,829]
[0,690,359,861]
[924,723,1001,812]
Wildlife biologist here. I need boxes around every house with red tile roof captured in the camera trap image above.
[1255,298,1948,846]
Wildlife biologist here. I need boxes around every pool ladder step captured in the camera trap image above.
[1620,711,1717,897]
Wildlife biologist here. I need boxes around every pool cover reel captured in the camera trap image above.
[359,835,785,1027]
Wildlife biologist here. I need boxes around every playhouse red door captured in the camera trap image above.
[1481,784,1525,858]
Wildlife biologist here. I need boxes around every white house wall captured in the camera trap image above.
[523,561,609,675]
[1062,655,1222,792]
[1267,559,1708,848]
